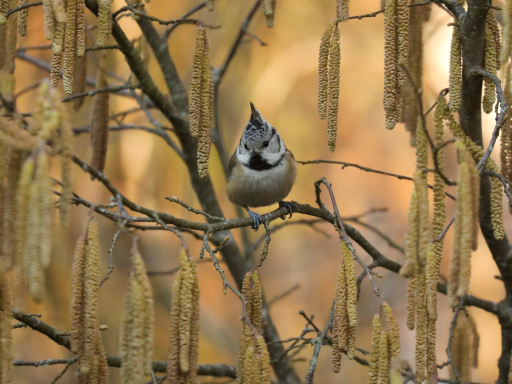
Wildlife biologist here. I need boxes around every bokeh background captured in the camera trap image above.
[10,0,509,383]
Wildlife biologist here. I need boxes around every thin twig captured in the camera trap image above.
[445,301,465,383]
[62,83,139,102]
[305,304,335,384]
[7,0,42,16]
[166,196,227,222]
[163,1,208,39]
[268,284,301,307]
[298,160,456,200]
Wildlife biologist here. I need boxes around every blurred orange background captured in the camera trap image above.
[10,0,508,383]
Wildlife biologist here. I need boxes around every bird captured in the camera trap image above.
[227,102,297,230]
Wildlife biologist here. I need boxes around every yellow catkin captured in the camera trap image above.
[178,251,193,374]
[502,64,512,184]
[2,0,17,102]
[96,0,112,46]
[336,0,349,22]
[251,272,263,335]
[341,242,357,330]
[63,0,77,96]
[73,54,87,112]
[401,189,418,277]
[0,23,6,70]
[0,0,7,26]
[256,335,271,383]
[451,315,472,381]
[449,25,462,112]
[368,314,381,384]
[51,0,66,22]
[487,11,501,71]
[483,22,497,114]
[6,151,23,270]
[401,0,424,145]
[377,330,390,384]
[502,0,512,65]
[327,27,340,152]
[332,261,346,373]
[242,273,253,322]
[416,174,430,273]
[426,317,437,377]
[91,53,109,173]
[207,0,213,11]
[167,267,182,384]
[382,302,400,358]
[318,21,335,120]
[189,27,206,137]
[70,234,86,354]
[36,151,54,269]
[0,262,13,384]
[42,0,55,40]
[76,0,86,57]
[261,0,276,28]
[50,52,62,88]
[18,0,28,36]
[466,315,479,368]
[406,277,416,330]
[415,273,428,384]
[244,346,256,383]
[197,40,213,178]
[236,326,250,384]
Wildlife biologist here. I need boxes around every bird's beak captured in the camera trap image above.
[249,102,262,123]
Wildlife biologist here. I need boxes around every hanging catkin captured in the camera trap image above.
[502,0,512,66]
[317,21,340,152]
[76,0,86,57]
[0,262,13,384]
[327,27,341,152]
[449,24,462,112]
[70,213,108,383]
[502,63,512,187]
[401,0,425,145]
[261,0,276,27]
[167,248,200,384]
[318,21,335,120]
[368,314,381,384]
[96,0,112,46]
[336,0,349,22]
[414,273,428,384]
[1,0,17,102]
[18,0,28,36]
[383,0,409,130]
[187,26,213,177]
[73,54,87,112]
[483,18,498,114]
[90,53,109,173]
[451,314,479,382]
[63,0,77,95]
[120,238,154,383]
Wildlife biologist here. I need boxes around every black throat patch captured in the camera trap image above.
[246,153,283,171]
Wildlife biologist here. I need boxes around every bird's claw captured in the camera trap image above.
[279,201,297,220]
[246,209,262,231]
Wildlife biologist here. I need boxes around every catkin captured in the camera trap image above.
[120,238,154,382]
[96,0,112,46]
[406,277,416,330]
[327,27,341,152]
[189,27,206,137]
[450,314,476,382]
[415,273,428,384]
[336,0,349,22]
[5,151,23,270]
[73,54,87,112]
[207,0,213,11]
[197,42,213,178]
[167,248,200,383]
[449,25,462,112]
[377,330,390,384]
[382,302,400,358]
[502,0,512,65]
[261,0,276,28]
[0,261,13,384]
[483,21,497,114]
[401,0,424,145]
[368,314,381,384]
[63,0,77,95]
[42,0,55,40]
[332,261,346,373]
[383,0,409,130]
[251,272,263,335]
[0,0,7,26]
[502,64,512,184]
[318,22,335,120]
[76,0,86,57]
[51,0,66,22]
[18,0,28,36]
[401,189,418,278]
[90,53,109,173]
[70,214,107,380]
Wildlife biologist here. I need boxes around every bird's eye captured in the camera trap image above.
[263,141,269,148]
[244,144,249,151]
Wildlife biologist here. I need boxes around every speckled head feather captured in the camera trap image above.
[242,102,274,148]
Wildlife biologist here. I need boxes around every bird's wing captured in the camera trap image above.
[228,151,238,180]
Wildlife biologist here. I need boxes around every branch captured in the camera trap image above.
[305,305,334,384]
[7,0,41,16]
[163,1,208,39]
[61,83,139,102]
[298,160,456,200]
[12,309,237,377]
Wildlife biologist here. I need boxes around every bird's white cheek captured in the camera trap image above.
[236,151,251,165]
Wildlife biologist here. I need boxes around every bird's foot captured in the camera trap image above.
[278,201,297,220]
[244,206,262,231]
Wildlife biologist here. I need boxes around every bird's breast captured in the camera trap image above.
[226,155,297,208]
